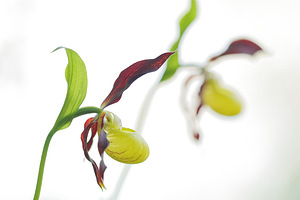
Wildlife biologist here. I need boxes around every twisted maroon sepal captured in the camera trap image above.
[80,117,110,190]
[181,74,204,141]
[101,52,175,109]
[210,39,263,62]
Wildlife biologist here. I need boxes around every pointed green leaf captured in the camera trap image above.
[52,47,88,131]
[178,0,197,38]
[160,0,197,82]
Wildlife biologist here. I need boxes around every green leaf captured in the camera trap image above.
[33,47,88,200]
[52,47,88,131]
[160,0,197,82]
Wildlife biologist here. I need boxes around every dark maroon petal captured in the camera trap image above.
[81,118,96,152]
[81,118,98,151]
[99,159,107,184]
[101,52,175,108]
[87,158,104,189]
[98,129,110,158]
[80,118,105,189]
[180,74,202,141]
[181,74,204,116]
[196,81,206,116]
[209,39,263,62]
[87,122,98,151]
[196,103,203,116]
[97,129,110,186]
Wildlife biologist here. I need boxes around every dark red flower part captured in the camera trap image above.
[84,118,98,151]
[181,74,203,141]
[101,51,175,109]
[80,115,109,190]
[98,128,109,180]
[196,81,206,116]
[194,132,200,140]
[209,39,263,62]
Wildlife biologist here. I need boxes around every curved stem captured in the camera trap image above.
[74,106,101,118]
[180,63,204,69]
[109,165,131,200]
[34,106,101,200]
[135,83,159,133]
[33,128,56,200]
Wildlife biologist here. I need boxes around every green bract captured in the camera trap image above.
[160,0,197,82]
[34,47,88,200]
[52,47,88,131]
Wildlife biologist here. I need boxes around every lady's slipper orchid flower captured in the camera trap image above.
[156,0,264,142]
[103,111,149,164]
[201,74,242,116]
[181,39,263,141]
[81,52,174,189]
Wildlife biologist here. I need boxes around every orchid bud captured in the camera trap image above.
[103,112,149,164]
[201,76,242,116]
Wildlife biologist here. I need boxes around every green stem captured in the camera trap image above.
[181,63,204,69]
[33,128,56,200]
[135,83,159,133]
[33,106,101,200]
[109,165,131,200]
[74,106,101,118]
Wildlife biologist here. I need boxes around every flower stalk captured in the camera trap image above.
[33,128,55,200]
[33,106,101,200]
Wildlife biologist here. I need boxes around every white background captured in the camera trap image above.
[1,0,300,199]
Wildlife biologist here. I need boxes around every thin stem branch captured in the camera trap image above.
[33,106,101,200]
[180,63,205,71]
[33,128,56,200]
[74,106,101,118]
[135,83,159,133]
[109,165,131,200]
